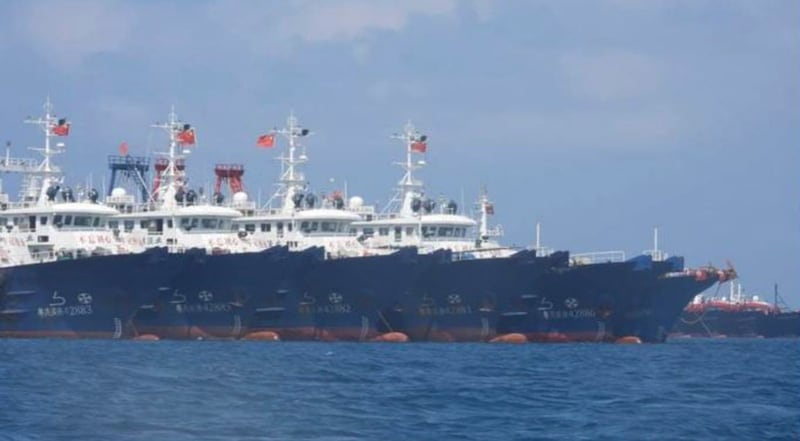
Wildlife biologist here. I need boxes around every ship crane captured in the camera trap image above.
[107,155,151,203]
[213,164,246,204]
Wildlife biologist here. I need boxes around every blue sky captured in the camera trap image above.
[1,1,798,306]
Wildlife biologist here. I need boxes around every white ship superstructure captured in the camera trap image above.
[232,113,366,258]
[351,122,512,258]
[0,99,125,266]
[109,109,254,254]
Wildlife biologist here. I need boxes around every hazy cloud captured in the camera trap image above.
[276,0,457,43]
[560,50,663,102]
[367,79,428,102]
[467,109,681,152]
[16,0,137,69]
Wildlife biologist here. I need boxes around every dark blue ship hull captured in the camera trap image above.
[254,247,441,342]
[0,244,722,344]
[614,273,717,342]
[759,311,800,338]
[385,250,545,342]
[0,248,183,338]
[496,255,628,343]
[131,247,322,340]
[387,251,719,343]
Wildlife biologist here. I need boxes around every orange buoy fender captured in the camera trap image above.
[370,332,409,343]
[134,334,160,341]
[242,331,281,341]
[489,333,528,344]
[615,336,642,344]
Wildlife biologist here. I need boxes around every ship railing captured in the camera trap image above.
[349,205,377,216]
[0,156,41,172]
[251,207,286,216]
[106,195,137,205]
[643,249,669,262]
[3,200,45,209]
[570,251,626,265]
[230,200,257,211]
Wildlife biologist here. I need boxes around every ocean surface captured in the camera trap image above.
[1,338,798,441]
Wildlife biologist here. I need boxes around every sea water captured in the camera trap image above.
[1,338,798,440]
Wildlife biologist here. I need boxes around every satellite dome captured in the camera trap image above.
[111,187,127,197]
[232,191,249,204]
[348,196,364,209]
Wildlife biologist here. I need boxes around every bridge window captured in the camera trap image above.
[109,221,119,229]
[64,215,73,226]
[180,218,200,230]
[321,221,338,233]
[124,220,134,232]
[261,223,270,232]
[422,226,435,238]
[40,216,48,226]
[438,227,454,237]
[93,217,100,227]
[201,218,219,230]
[405,227,415,236]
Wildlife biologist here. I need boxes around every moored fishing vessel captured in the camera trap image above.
[351,123,733,343]
[0,100,185,338]
[230,114,444,341]
[108,109,328,340]
[0,102,736,343]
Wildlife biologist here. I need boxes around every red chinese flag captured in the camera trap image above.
[410,141,427,153]
[257,133,275,148]
[177,128,196,145]
[119,141,129,156]
[52,119,70,136]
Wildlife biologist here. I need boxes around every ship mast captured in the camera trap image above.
[151,107,190,208]
[478,186,490,241]
[266,112,310,214]
[21,98,65,205]
[383,122,426,216]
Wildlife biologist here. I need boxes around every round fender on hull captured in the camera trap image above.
[370,332,409,343]
[489,333,528,344]
[615,336,642,344]
[242,331,281,341]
